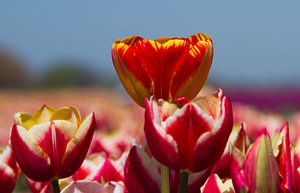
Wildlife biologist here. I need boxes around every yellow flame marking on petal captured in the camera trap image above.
[148,40,161,51]
[161,39,186,49]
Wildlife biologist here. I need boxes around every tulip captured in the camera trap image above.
[112,33,213,106]
[0,145,19,193]
[144,89,233,172]
[10,105,96,182]
[231,131,280,193]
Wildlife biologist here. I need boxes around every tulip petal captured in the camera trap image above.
[14,105,55,130]
[135,38,190,100]
[50,107,81,128]
[31,121,77,170]
[60,113,95,178]
[174,33,213,100]
[112,37,152,106]
[244,131,280,193]
[33,105,55,124]
[192,91,233,171]
[144,99,179,169]
[0,145,19,175]
[92,158,123,183]
[164,103,211,169]
[292,152,300,193]
[273,123,293,192]
[188,167,213,193]
[0,164,16,193]
[124,146,160,193]
[10,124,52,181]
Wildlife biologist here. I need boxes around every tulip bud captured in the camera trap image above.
[112,33,213,106]
[232,131,280,193]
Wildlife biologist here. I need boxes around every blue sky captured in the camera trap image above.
[0,1,299,85]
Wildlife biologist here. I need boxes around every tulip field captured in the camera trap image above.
[1,33,300,193]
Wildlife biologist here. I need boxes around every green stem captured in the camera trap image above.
[179,171,189,193]
[51,178,60,193]
[161,165,170,193]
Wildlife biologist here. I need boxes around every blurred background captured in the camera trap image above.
[1,2,300,192]
[0,1,300,122]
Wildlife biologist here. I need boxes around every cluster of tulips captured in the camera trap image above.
[0,32,299,193]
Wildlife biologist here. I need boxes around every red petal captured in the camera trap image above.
[292,153,300,192]
[201,174,223,193]
[59,113,96,178]
[165,104,210,170]
[10,124,53,181]
[124,146,160,193]
[275,123,293,192]
[92,158,123,182]
[192,93,233,172]
[188,167,213,193]
[144,99,179,169]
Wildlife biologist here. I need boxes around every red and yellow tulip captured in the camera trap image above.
[112,33,213,106]
[10,105,96,182]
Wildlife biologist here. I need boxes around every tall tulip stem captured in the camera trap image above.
[52,178,60,193]
[179,171,189,193]
[161,165,170,193]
